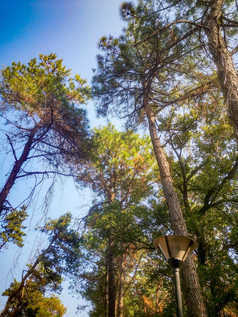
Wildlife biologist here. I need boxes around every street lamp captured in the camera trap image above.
[153,235,197,317]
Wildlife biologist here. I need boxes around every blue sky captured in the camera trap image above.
[0,0,124,79]
[0,0,126,315]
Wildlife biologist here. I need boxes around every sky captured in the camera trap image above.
[0,0,126,315]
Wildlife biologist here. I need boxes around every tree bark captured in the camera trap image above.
[0,128,37,213]
[205,0,238,142]
[115,255,124,317]
[107,234,116,317]
[144,102,207,317]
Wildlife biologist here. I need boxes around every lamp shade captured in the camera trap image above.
[153,235,197,268]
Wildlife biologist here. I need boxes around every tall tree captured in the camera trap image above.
[132,0,238,141]
[74,125,163,316]
[0,54,91,216]
[163,80,238,315]
[1,212,81,317]
[76,199,175,317]
[92,4,209,315]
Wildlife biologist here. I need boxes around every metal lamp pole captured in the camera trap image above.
[173,266,183,317]
[153,235,198,317]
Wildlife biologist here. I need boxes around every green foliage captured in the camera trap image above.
[1,213,82,316]
[0,54,91,315]
[93,1,213,131]
[2,278,66,316]
[0,206,27,249]
[0,53,90,113]
[40,212,82,279]
[81,124,158,203]
[71,125,175,316]
[92,1,238,315]
[0,53,91,162]
[0,54,91,225]
[2,1,238,315]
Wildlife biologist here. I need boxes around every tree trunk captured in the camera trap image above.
[115,255,124,317]
[0,128,36,213]
[107,234,116,317]
[144,103,207,317]
[205,0,238,142]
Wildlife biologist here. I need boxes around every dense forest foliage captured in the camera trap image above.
[0,0,238,316]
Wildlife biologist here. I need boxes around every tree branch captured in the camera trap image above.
[135,21,208,47]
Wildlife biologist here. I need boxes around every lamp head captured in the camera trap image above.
[153,235,198,269]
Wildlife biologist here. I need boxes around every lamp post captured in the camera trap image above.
[153,235,197,317]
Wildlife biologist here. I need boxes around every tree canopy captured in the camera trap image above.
[1,213,81,317]
[1,1,238,316]
[71,125,174,316]
[92,1,238,315]
[0,53,91,215]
